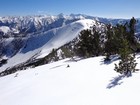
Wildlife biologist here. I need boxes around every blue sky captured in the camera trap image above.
[0,0,139,18]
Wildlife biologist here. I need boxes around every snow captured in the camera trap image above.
[0,26,10,34]
[39,19,96,58]
[0,19,97,72]
[0,14,139,72]
[0,26,19,35]
[0,56,140,105]
[1,15,140,104]
[12,28,19,34]
[3,37,15,46]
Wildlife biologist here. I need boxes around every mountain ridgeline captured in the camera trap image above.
[0,14,140,76]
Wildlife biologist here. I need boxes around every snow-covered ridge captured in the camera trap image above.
[0,19,104,72]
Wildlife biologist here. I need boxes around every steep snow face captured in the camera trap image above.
[38,19,98,58]
[0,56,140,105]
[0,19,102,72]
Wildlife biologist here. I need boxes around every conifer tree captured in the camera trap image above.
[127,17,138,51]
[104,24,117,61]
[75,29,92,57]
[92,28,102,56]
[75,28,101,58]
[50,49,59,61]
[114,39,138,77]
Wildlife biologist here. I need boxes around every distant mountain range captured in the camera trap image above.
[0,14,140,72]
[0,14,140,37]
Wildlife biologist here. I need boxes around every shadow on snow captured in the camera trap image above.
[107,75,125,89]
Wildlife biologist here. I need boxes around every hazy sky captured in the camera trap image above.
[0,0,139,18]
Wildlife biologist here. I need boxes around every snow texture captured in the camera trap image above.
[0,56,140,105]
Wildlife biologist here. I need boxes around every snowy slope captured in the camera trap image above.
[0,56,140,105]
[0,19,99,72]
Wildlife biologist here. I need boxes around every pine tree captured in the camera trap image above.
[104,23,131,61]
[129,17,136,38]
[92,28,102,56]
[127,17,138,51]
[75,29,93,57]
[114,54,138,77]
[114,39,138,77]
[75,28,101,58]
[61,46,72,58]
[104,25,118,61]
[49,49,59,62]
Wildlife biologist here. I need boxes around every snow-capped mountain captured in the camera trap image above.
[0,14,86,37]
[0,14,139,37]
[0,14,140,72]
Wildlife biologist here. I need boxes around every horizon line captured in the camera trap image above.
[0,13,139,20]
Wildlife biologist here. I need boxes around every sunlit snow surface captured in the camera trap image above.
[0,56,140,105]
